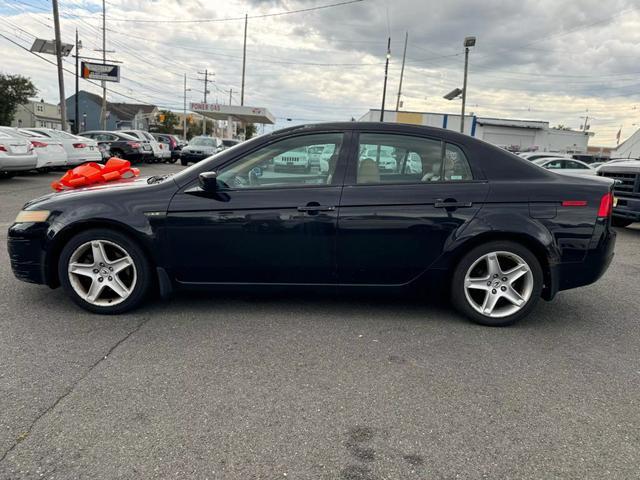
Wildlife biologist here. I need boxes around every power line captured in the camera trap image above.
[61,0,366,24]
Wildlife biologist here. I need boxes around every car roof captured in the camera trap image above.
[82,130,138,140]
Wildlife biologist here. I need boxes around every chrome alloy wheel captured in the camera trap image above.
[67,240,137,306]
[463,251,534,319]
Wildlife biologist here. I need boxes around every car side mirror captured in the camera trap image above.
[198,171,219,191]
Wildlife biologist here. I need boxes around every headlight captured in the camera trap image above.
[14,210,51,223]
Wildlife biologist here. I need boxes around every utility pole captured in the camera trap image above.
[100,0,107,129]
[460,36,476,134]
[396,31,408,111]
[229,88,233,105]
[197,69,213,135]
[51,0,67,131]
[380,36,391,122]
[460,47,470,133]
[74,29,80,134]
[241,13,247,106]
[183,73,190,141]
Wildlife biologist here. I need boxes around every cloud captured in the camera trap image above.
[1,0,638,144]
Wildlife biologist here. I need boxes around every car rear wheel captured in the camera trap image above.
[58,229,152,314]
[181,159,189,166]
[612,218,633,228]
[451,241,543,326]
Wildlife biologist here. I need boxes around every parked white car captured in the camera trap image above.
[25,128,102,166]
[273,146,310,172]
[361,146,397,172]
[120,130,164,162]
[0,128,38,178]
[533,157,597,176]
[519,152,570,162]
[0,127,66,170]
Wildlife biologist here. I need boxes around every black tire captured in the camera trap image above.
[451,240,544,327]
[58,228,153,314]
[181,159,189,166]
[612,217,633,228]
[109,149,124,160]
[0,171,16,179]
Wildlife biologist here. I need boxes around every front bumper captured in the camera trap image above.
[612,195,640,221]
[181,153,209,163]
[7,222,50,285]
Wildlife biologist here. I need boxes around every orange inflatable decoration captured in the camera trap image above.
[51,157,140,191]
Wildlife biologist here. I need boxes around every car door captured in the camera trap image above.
[337,131,489,285]
[165,131,350,284]
[563,160,594,176]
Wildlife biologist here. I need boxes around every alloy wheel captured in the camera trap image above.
[67,239,137,306]
[463,251,534,318]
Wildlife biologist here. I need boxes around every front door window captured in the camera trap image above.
[216,133,344,189]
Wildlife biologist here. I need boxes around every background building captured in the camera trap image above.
[65,90,159,132]
[613,128,640,159]
[11,99,61,129]
[359,109,592,153]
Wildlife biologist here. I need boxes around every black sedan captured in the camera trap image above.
[8,123,616,326]
[79,130,152,164]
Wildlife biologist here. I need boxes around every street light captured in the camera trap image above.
[443,88,463,101]
[460,35,476,133]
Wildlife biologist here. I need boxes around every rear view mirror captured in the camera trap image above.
[198,171,219,191]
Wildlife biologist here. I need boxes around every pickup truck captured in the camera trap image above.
[598,159,640,227]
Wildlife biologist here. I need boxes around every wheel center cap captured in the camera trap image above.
[493,281,501,288]
[101,268,109,275]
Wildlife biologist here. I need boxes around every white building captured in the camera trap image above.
[11,99,62,129]
[359,109,591,154]
[613,128,640,159]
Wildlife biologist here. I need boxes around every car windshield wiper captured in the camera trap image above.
[147,174,172,184]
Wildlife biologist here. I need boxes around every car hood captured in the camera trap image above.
[23,176,167,209]
[598,160,640,172]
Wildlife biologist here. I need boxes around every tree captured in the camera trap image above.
[156,110,179,134]
[185,116,218,139]
[0,74,37,126]
[245,123,257,139]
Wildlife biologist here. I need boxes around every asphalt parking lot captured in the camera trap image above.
[0,164,639,479]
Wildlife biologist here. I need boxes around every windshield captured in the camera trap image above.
[190,137,217,147]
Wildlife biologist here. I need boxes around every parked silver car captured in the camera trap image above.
[0,128,38,178]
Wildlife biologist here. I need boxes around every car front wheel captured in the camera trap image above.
[451,241,543,326]
[58,229,152,314]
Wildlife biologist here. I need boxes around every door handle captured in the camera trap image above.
[297,205,335,212]
[434,199,473,209]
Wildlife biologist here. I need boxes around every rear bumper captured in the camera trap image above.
[553,223,616,294]
[7,222,50,285]
[0,154,38,172]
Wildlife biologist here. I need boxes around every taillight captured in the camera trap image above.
[0,145,7,152]
[561,200,587,207]
[73,143,87,149]
[597,192,614,218]
[31,140,48,148]
[127,141,141,149]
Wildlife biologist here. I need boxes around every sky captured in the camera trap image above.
[1,0,640,146]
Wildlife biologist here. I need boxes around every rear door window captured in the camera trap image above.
[355,133,473,184]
